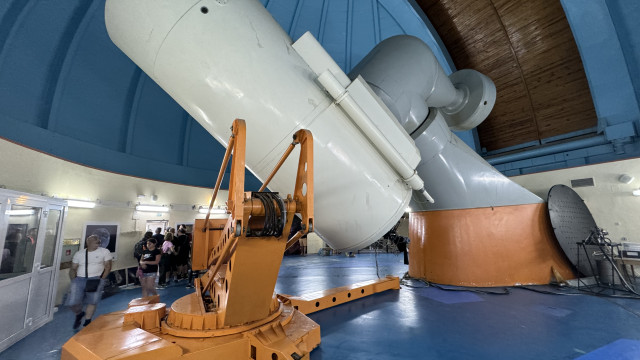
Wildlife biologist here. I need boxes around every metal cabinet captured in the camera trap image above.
[0,189,66,353]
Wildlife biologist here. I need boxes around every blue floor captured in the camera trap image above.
[3,253,640,359]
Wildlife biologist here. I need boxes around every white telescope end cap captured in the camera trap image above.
[441,69,496,131]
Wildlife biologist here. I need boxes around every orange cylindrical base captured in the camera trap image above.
[408,203,575,286]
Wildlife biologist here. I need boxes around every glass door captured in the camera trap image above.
[0,191,65,353]
[0,200,44,351]
[25,204,64,328]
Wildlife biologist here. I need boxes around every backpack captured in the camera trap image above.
[133,239,146,260]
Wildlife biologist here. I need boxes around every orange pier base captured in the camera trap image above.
[409,203,575,287]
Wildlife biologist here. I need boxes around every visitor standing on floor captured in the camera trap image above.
[175,228,190,280]
[134,231,152,282]
[158,232,175,287]
[139,238,161,297]
[68,235,112,329]
[152,227,165,249]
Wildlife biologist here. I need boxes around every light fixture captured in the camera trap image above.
[66,199,96,208]
[405,207,412,213]
[619,174,635,184]
[136,204,169,213]
[198,206,227,214]
[632,189,640,197]
[6,209,35,216]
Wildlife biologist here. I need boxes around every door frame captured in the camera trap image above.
[0,189,66,353]
[26,203,66,328]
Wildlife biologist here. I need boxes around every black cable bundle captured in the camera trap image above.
[251,192,285,237]
[587,227,640,296]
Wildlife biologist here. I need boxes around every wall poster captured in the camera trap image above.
[81,222,119,259]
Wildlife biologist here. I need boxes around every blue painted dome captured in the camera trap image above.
[0,0,451,189]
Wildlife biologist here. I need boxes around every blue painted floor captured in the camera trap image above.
[3,253,640,359]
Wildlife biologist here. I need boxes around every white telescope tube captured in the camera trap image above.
[105,0,414,251]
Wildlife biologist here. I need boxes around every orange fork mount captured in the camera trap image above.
[62,119,399,360]
[167,119,315,333]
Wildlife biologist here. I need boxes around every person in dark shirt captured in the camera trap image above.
[158,232,175,287]
[134,231,152,262]
[175,228,190,280]
[139,238,161,297]
[152,227,165,249]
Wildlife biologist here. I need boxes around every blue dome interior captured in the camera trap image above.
[0,0,454,189]
[0,0,638,185]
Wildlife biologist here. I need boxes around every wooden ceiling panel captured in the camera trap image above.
[416,0,597,151]
[480,75,539,150]
[527,57,596,138]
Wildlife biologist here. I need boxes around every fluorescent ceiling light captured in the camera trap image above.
[136,204,169,212]
[6,209,35,216]
[633,189,640,197]
[198,206,227,214]
[66,199,96,208]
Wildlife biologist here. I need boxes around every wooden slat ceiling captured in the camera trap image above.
[415,0,598,151]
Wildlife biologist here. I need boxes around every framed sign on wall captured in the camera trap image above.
[81,222,120,259]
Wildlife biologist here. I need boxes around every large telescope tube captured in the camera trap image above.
[105,0,427,251]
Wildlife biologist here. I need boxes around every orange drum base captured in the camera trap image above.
[61,301,320,360]
[408,203,575,287]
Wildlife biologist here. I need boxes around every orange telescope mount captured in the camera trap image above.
[166,119,316,338]
[62,119,399,360]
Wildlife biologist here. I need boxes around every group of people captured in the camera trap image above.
[133,226,192,297]
[66,226,192,330]
[1,228,39,275]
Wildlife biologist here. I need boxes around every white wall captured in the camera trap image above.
[0,138,227,304]
[0,138,330,304]
[510,158,640,245]
[5,137,638,303]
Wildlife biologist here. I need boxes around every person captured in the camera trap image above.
[152,227,165,249]
[68,235,112,329]
[167,227,176,238]
[158,232,175,288]
[133,231,152,282]
[0,248,12,273]
[0,231,21,274]
[20,228,39,272]
[134,231,152,262]
[26,228,37,245]
[174,228,190,280]
[139,238,161,297]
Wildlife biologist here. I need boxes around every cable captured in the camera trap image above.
[274,193,286,237]
[400,273,510,295]
[251,192,286,237]
[515,285,585,296]
[401,272,429,288]
[583,227,640,296]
